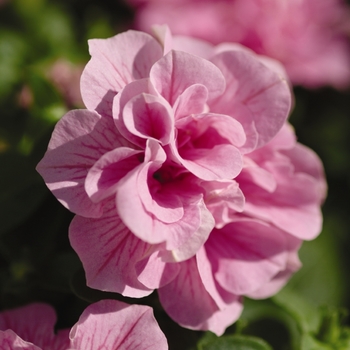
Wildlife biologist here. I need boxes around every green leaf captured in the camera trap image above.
[272,289,321,334]
[198,334,272,350]
[239,298,301,350]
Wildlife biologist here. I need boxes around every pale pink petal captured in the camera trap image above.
[151,24,173,55]
[247,235,302,299]
[281,143,327,202]
[150,50,226,106]
[81,31,163,117]
[160,198,215,262]
[69,201,154,297]
[0,330,41,350]
[135,162,185,224]
[116,164,214,261]
[113,78,153,147]
[135,251,180,289]
[123,93,174,145]
[205,220,287,295]
[202,179,245,228]
[177,144,242,181]
[210,50,291,152]
[241,158,277,193]
[214,42,289,82]
[70,300,168,350]
[36,110,131,218]
[175,112,246,148]
[173,113,245,180]
[85,148,143,202]
[241,163,324,240]
[173,84,209,120]
[0,303,69,350]
[158,257,242,336]
[196,246,238,310]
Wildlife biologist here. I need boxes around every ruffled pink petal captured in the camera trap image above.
[209,50,291,152]
[0,304,69,350]
[177,144,242,181]
[173,113,245,180]
[173,84,209,120]
[0,330,41,350]
[205,220,288,295]
[135,162,185,225]
[241,163,324,240]
[116,164,214,261]
[176,112,246,148]
[241,158,277,193]
[123,93,174,145]
[85,148,143,203]
[151,24,173,55]
[69,300,168,350]
[160,198,215,262]
[69,201,154,297]
[81,31,163,117]
[135,250,180,289]
[158,257,242,336]
[202,179,245,228]
[214,42,289,82]
[247,234,302,299]
[150,50,225,106]
[113,78,154,148]
[196,246,238,309]
[36,110,131,218]
[281,143,327,202]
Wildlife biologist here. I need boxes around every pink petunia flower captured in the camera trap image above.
[37,27,326,334]
[128,0,350,88]
[0,300,168,350]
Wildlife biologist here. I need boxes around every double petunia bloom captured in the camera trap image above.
[37,27,326,335]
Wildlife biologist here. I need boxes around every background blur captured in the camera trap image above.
[0,0,349,349]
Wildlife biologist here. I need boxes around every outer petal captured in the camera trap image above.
[81,31,163,117]
[69,201,154,297]
[0,330,41,350]
[158,257,242,336]
[69,300,168,350]
[209,50,291,152]
[36,110,131,218]
[205,220,288,295]
[281,142,327,203]
[150,50,226,106]
[247,234,302,299]
[0,304,69,350]
[135,251,180,289]
[240,162,324,240]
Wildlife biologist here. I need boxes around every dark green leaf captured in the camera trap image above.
[198,334,272,350]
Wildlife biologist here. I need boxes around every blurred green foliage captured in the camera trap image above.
[0,0,349,349]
